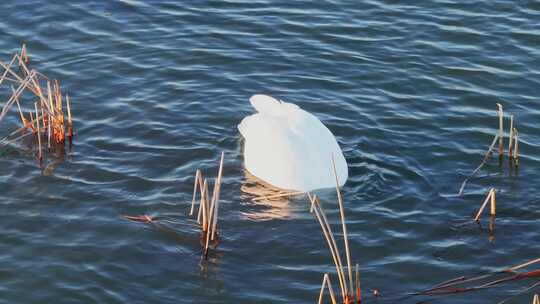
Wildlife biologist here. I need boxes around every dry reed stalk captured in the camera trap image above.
[66,95,72,125]
[507,257,540,272]
[508,115,514,158]
[0,55,18,87]
[40,101,45,132]
[9,111,46,136]
[204,180,218,254]
[210,152,224,241]
[197,179,209,224]
[423,268,540,295]
[47,81,54,119]
[513,128,519,166]
[497,103,504,158]
[309,193,348,298]
[0,71,36,123]
[54,80,62,111]
[15,54,41,95]
[21,44,27,63]
[29,111,35,131]
[34,102,42,161]
[190,169,202,216]
[331,155,354,297]
[355,263,361,303]
[66,94,73,143]
[490,188,496,216]
[47,106,51,148]
[533,294,539,304]
[123,215,154,223]
[458,134,498,196]
[11,86,26,127]
[0,130,33,147]
[318,273,338,304]
[0,60,40,96]
[474,188,494,221]
[201,179,209,231]
[421,257,540,297]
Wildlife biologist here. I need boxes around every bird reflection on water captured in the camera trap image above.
[240,170,305,221]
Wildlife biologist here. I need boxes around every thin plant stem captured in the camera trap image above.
[332,154,354,298]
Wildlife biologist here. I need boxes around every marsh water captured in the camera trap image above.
[1,1,539,303]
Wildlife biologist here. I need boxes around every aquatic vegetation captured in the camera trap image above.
[0,45,74,168]
[308,157,361,304]
[189,152,224,258]
[458,103,520,195]
[318,273,337,304]
[473,187,496,222]
[414,257,540,298]
[123,215,156,223]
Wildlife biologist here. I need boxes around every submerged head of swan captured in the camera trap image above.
[238,94,348,192]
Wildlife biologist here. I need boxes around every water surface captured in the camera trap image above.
[0,1,539,303]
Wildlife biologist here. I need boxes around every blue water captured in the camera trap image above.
[0,1,539,303]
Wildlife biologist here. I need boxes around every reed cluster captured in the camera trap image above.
[190,152,224,258]
[498,104,520,167]
[0,45,74,165]
[458,103,519,196]
[309,156,361,304]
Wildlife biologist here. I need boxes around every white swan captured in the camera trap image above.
[238,94,348,192]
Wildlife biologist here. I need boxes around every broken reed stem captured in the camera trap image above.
[508,257,540,272]
[533,294,539,304]
[66,94,73,142]
[355,263,361,303]
[490,188,496,216]
[47,104,51,149]
[309,193,348,299]
[21,44,27,63]
[0,129,33,147]
[66,94,72,124]
[186,153,225,257]
[423,257,540,296]
[458,134,498,196]
[474,188,495,221]
[197,179,208,224]
[318,274,326,304]
[0,71,36,123]
[34,102,41,160]
[318,273,337,304]
[190,169,201,216]
[11,85,26,126]
[201,179,209,231]
[331,155,354,298]
[0,54,18,87]
[513,128,519,166]
[497,103,504,158]
[0,58,41,97]
[210,151,224,241]
[508,115,514,158]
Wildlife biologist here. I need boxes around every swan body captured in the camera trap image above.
[238,94,348,191]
